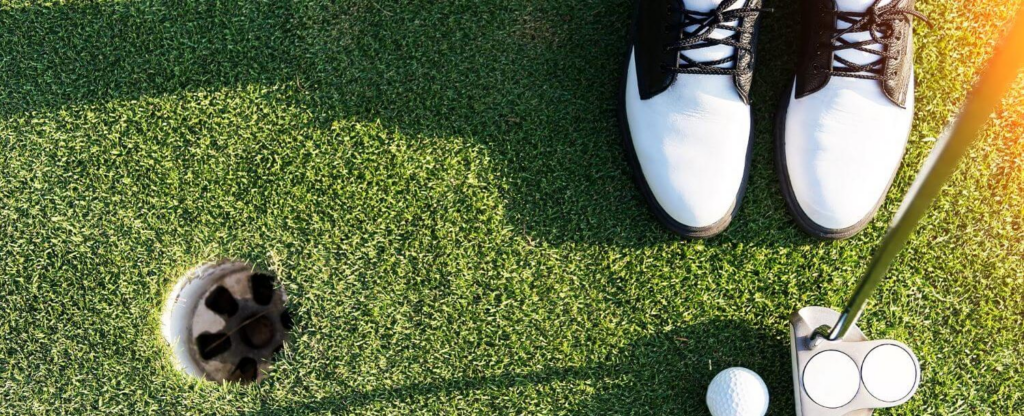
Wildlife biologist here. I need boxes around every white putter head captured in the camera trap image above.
[787,5,1024,414]
[789,307,920,416]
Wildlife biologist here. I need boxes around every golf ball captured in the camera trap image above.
[706,367,769,416]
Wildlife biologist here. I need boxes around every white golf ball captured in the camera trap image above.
[706,367,770,416]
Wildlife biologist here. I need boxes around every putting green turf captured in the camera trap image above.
[1,0,1022,414]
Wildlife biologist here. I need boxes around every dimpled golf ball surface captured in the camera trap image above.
[706,367,769,416]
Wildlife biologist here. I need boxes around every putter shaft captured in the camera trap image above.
[828,5,1024,341]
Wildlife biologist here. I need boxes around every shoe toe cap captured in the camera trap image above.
[625,51,752,233]
[789,161,891,230]
[782,79,913,234]
[638,140,746,229]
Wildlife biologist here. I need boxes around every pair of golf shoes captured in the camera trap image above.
[621,0,927,239]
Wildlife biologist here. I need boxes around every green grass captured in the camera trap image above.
[1,0,1021,414]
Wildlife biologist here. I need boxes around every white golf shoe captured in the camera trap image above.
[620,0,769,238]
[776,0,928,239]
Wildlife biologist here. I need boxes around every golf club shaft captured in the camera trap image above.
[828,5,1024,341]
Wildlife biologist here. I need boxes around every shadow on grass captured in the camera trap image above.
[0,0,819,249]
[248,319,790,415]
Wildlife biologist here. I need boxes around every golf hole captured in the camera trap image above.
[162,260,291,383]
[861,344,918,402]
[802,350,860,408]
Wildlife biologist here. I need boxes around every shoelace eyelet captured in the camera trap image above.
[818,5,927,81]
[660,3,770,75]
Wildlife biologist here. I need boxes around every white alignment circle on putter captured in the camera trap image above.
[802,350,861,408]
[861,344,918,402]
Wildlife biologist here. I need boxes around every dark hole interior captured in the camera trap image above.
[235,357,258,382]
[204,286,239,317]
[195,332,232,360]
[240,315,275,349]
[250,273,276,305]
[280,310,293,330]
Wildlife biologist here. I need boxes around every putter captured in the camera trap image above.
[789,5,1024,415]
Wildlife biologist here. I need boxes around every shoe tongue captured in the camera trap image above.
[685,0,733,12]
[832,0,897,73]
[835,0,894,12]
[679,0,744,70]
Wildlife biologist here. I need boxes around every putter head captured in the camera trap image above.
[789,307,921,416]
